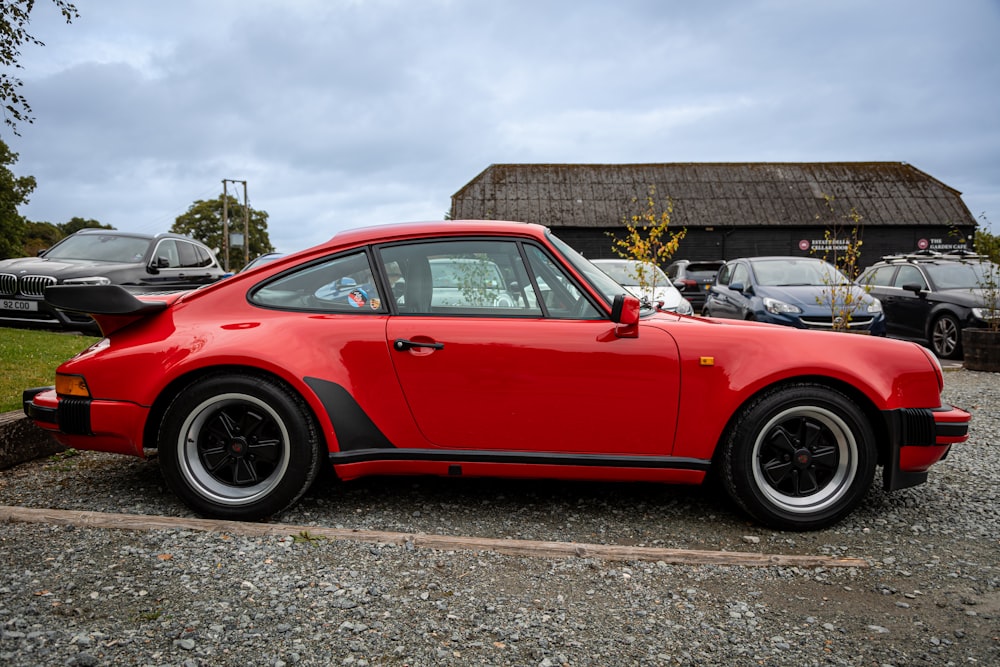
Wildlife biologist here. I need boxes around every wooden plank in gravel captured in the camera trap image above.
[0,505,868,568]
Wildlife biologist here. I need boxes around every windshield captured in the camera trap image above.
[924,262,999,290]
[594,260,669,286]
[751,258,850,286]
[546,231,623,305]
[45,234,150,263]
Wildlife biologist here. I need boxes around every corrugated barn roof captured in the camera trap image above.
[449,162,975,229]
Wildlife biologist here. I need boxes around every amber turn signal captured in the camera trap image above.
[56,374,91,398]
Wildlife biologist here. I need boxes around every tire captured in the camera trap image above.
[930,314,962,359]
[158,374,323,520]
[720,383,876,531]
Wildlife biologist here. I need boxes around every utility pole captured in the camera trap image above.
[222,179,249,271]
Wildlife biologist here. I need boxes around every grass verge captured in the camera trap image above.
[0,327,101,413]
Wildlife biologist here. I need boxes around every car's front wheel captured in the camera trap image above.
[720,383,876,530]
[158,374,323,520]
[930,313,962,359]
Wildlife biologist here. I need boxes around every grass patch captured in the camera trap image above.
[0,328,101,413]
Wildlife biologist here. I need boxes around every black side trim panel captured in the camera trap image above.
[45,285,168,316]
[329,447,711,470]
[304,377,396,451]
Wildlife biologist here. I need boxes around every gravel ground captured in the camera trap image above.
[0,368,997,666]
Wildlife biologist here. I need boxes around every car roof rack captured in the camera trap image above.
[879,249,984,263]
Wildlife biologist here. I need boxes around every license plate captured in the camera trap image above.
[1,298,39,312]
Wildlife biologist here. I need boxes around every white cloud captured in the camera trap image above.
[6,0,1000,252]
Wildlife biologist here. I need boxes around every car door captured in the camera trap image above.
[888,264,933,339]
[380,238,681,456]
[707,261,749,319]
[860,265,902,336]
[147,240,222,287]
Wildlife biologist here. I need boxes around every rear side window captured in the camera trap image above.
[250,251,386,313]
[176,241,215,268]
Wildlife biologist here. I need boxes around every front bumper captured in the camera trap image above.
[882,404,971,490]
[23,386,148,457]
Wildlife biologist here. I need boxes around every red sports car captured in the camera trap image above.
[23,221,970,530]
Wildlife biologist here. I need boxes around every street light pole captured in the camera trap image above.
[222,178,248,271]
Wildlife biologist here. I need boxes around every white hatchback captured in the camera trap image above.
[591,259,694,315]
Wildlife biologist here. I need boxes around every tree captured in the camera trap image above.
[21,219,57,254]
[18,217,111,255]
[59,215,112,235]
[607,185,686,298]
[811,194,868,332]
[172,195,274,272]
[1,0,78,136]
[0,138,35,257]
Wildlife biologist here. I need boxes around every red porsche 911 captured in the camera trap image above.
[23,221,970,530]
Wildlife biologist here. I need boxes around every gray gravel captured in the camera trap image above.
[0,368,997,666]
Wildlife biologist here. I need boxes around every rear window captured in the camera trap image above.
[685,266,722,280]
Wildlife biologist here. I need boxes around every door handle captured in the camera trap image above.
[393,338,444,352]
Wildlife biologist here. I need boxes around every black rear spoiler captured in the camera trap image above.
[45,285,170,316]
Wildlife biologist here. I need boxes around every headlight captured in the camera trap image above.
[867,298,883,313]
[63,276,111,286]
[972,307,999,321]
[763,297,801,315]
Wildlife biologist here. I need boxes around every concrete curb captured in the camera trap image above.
[0,410,64,470]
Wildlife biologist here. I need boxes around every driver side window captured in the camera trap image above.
[730,263,750,288]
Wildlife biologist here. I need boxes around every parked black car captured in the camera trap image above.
[0,229,225,331]
[857,251,1000,359]
[666,259,725,312]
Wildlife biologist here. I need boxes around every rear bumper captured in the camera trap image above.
[23,387,148,457]
[883,405,971,491]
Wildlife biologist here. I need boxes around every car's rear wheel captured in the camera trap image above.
[720,383,876,530]
[158,374,323,520]
[930,313,962,359]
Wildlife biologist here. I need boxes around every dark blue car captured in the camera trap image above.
[704,256,886,335]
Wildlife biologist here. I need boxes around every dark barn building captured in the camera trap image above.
[449,162,977,270]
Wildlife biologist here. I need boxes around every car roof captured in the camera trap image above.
[735,256,827,263]
[72,228,201,242]
[329,220,548,247]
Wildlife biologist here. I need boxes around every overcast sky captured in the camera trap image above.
[7,0,1000,254]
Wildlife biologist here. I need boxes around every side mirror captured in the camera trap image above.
[611,293,640,338]
[902,283,925,296]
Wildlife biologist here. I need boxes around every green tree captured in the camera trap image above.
[59,216,112,235]
[1,0,78,135]
[172,195,274,272]
[972,220,1000,333]
[0,138,35,258]
[21,219,57,254]
[812,194,868,332]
